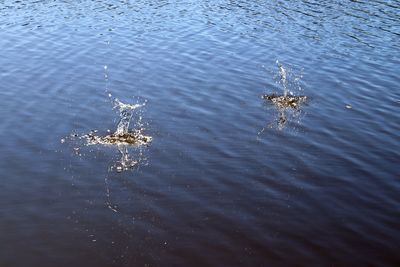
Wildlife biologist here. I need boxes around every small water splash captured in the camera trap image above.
[260,61,308,131]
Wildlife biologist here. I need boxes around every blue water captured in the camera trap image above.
[0,1,399,266]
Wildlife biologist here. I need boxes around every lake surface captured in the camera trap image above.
[1,0,399,266]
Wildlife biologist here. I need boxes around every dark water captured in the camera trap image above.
[1,1,399,266]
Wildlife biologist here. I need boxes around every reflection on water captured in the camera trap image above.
[105,143,149,212]
[113,143,142,173]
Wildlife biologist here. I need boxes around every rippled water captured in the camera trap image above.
[1,1,399,266]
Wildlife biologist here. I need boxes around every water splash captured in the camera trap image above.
[260,61,307,131]
[262,94,307,109]
[64,95,152,173]
[82,96,151,146]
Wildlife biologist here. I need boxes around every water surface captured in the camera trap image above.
[0,0,399,266]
